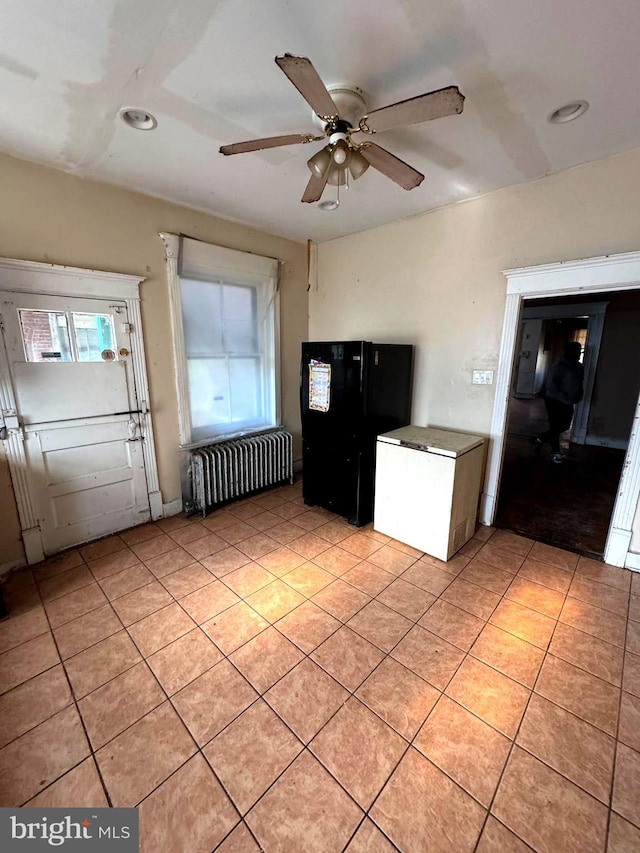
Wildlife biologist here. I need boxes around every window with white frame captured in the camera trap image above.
[172,237,280,445]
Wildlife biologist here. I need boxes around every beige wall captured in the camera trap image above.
[313,146,640,556]
[0,152,307,569]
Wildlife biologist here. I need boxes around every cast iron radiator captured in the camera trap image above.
[190,428,294,515]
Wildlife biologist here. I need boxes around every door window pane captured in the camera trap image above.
[19,310,73,363]
[72,313,115,362]
[18,309,116,363]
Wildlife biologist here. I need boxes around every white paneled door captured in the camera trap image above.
[1,291,151,555]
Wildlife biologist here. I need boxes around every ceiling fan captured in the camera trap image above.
[219,54,465,206]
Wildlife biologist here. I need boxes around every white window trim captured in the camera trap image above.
[0,256,162,564]
[159,233,281,449]
[480,249,640,569]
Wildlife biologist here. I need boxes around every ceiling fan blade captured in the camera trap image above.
[359,143,424,190]
[361,86,464,133]
[220,133,317,156]
[275,54,338,119]
[301,171,328,203]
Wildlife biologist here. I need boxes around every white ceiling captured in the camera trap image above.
[2,0,640,243]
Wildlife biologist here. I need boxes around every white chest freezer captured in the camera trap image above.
[374,426,485,561]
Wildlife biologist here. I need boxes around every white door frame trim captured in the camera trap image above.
[0,257,162,563]
[479,250,640,568]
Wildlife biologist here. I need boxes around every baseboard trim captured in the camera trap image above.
[163,498,183,518]
[0,558,27,577]
[149,490,163,521]
[479,492,496,527]
[625,552,640,571]
[606,527,632,567]
[585,436,629,451]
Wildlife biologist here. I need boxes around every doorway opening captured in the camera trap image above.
[496,289,640,558]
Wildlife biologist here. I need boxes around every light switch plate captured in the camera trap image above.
[472,370,494,385]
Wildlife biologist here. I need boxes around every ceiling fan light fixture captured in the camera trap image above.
[120,108,158,130]
[327,164,349,187]
[318,199,339,211]
[349,149,370,181]
[548,100,589,124]
[333,146,347,165]
[330,138,351,168]
[307,145,332,178]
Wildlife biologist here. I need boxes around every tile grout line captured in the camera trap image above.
[53,542,254,841]
[27,544,200,810]
[11,506,423,660]
[4,493,636,850]
[6,537,454,835]
[605,582,632,846]
[128,654,249,844]
[5,570,617,810]
[469,553,580,853]
[27,570,115,809]
[59,526,365,833]
[268,534,509,847]
[151,518,432,845]
[3,527,601,754]
[3,527,618,751]
[3,525,375,735]
[157,498,378,848]
[362,535,522,814]
[10,590,614,838]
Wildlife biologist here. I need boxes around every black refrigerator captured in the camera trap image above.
[300,341,413,526]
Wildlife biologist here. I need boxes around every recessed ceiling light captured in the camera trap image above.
[318,199,339,211]
[548,100,589,124]
[120,108,157,131]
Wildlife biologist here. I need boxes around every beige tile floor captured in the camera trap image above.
[1,479,640,852]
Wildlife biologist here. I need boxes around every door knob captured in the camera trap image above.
[127,419,143,441]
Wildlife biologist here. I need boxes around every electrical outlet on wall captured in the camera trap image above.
[472,370,494,385]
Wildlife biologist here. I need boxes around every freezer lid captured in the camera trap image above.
[377,425,484,457]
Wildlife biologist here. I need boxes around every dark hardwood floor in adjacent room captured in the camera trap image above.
[497,398,625,558]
